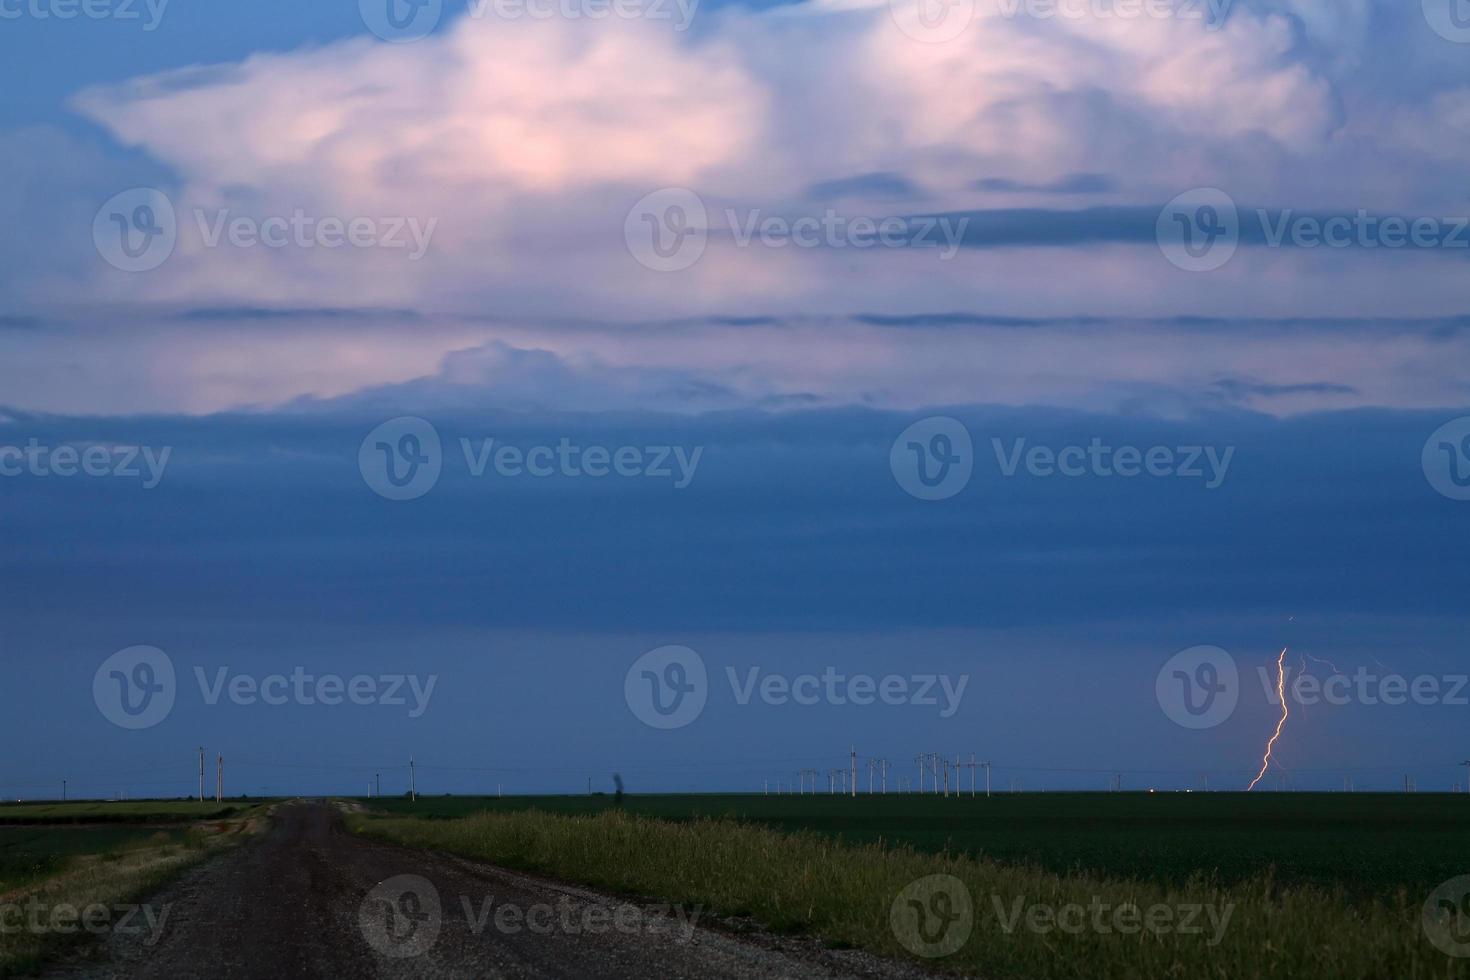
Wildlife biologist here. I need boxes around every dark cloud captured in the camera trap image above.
[971,173,1116,195]
[804,172,923,202]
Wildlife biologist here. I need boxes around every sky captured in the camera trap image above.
[2,0,1470,799]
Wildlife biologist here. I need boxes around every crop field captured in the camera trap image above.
[0,826,194,893]
[353,792,1470,978]
[364,791,1470,900]
[0,801,248,826]
[0,802,270,974]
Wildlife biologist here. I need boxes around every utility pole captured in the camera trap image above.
[983,761,992,798]
[850,746,857,799]
[915,755,925,794]
[216,755,222,803]
[1461,761,1470,793]
[198,747,205,803]
[62,779,66,802]
[376,773,381,798]
[410,758,416,803]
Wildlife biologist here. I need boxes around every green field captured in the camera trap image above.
[364,792,1470,900]
[0,826,192,893]
[0,802,268,974]
[0,801,247,826]
[355,794,1470,980]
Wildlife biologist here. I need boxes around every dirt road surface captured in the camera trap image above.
[42,802,943,980]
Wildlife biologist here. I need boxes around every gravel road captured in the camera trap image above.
[42,802,944,980]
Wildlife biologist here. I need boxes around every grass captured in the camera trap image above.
[355,795,1470,979]
[0,805,268,975]
[363,792,1470,900]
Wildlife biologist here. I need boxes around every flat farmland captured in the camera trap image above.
[364,791,1470,899]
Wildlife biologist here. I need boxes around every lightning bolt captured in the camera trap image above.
[1247,647,1290,792]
